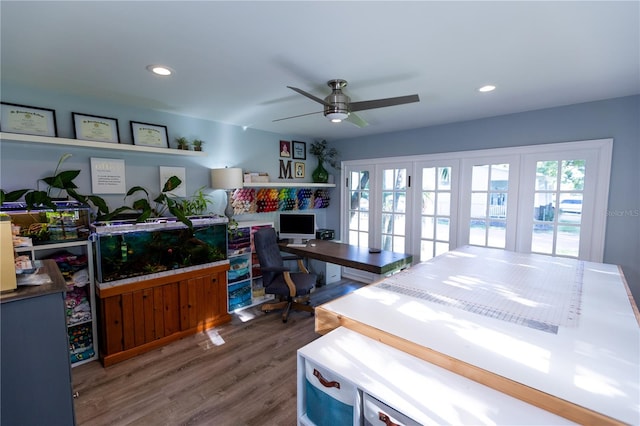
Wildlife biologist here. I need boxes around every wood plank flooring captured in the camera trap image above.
[72,279,366,426]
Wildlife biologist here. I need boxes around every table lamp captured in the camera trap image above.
[210,167,243,219]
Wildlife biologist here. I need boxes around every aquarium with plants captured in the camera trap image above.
[1,201,91,244]
[92,217,228,283]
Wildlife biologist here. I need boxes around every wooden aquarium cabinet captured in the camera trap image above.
[96,262,231,366]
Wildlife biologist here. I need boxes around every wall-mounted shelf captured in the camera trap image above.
[0,132,206,157]
[243,182,335,188]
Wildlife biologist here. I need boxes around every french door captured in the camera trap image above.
[342,139,612,275]
[413,160,459,262]
[458,155,520,251]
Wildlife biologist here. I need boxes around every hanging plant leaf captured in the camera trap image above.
[42,170,80,189]
[87,195,110,215]
[162,175,182,192]
[126,186,148,197]
[25,190,56,210]
[0,189,29,204]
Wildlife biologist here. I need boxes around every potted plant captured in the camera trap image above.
[309,140,340,183]
[192,139,205,152]
[0,153,109,215]
[176,137,190,150]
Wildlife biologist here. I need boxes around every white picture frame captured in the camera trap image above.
[159,166,186,197]
[90,158,126,194]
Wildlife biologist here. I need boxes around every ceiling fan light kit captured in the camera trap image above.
[275,78,420,127]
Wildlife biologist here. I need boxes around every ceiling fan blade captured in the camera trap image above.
[287,86,332,107]
[272,111,322,122]
[350,94,420,112]
[345,112,369,128]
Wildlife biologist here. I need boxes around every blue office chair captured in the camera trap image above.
[254,227,316,322]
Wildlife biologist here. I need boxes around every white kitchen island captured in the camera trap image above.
[315,246,640,425]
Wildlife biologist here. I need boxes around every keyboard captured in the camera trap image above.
[287,243,308,248]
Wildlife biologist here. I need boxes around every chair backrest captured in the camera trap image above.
[254,227,284,287]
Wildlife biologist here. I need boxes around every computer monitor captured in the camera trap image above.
[278,213,316,244]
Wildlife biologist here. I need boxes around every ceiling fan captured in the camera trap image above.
[273,79,420,127]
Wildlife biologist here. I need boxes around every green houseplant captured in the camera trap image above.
[176,137,190,150]
[309,140,340,183]
[192,139,205,152]
[0,153,110,215]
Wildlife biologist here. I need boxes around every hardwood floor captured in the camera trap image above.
[72,279,366,426]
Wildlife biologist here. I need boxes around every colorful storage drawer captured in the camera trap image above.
[363,393,420,426]
[304,359,355,426]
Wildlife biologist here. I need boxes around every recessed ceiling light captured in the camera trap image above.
[146,65,173,76]
[478,85,496,93]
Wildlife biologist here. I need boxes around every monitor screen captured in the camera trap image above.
[278,213,316,244]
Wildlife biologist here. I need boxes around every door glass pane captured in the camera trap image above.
[469,163,509,248]
[470,193,487,218]
[436,193,450,216]
[531,159,584,257]
[469,221,486,245]
[348,170,370,248]
[421,240,434,261]
[487,222,506,248]
[557,225,580,257]
[382,169,395,190]
[419,166,452,262]
[422,216,434,239]
[532,224,553,254]
[535,161,557,190]
[560,160,585,190]
[380,167,408,253]
[423,168,436,191]
[436,218,449,241]
[382,192,394,212]
[439,167,452,190]
[472,165,488,191]
[422,192,435,215]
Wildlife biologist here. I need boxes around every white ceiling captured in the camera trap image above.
[2,1,639,140]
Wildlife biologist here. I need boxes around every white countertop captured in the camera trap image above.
[319,246,640,425]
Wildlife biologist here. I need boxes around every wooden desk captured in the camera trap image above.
[315,246,640,425]
[279,239,413,275]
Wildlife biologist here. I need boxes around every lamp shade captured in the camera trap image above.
[210,167,243,190]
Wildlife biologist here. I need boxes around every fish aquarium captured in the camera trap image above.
[0,201,91,244]
[91,217,228,283]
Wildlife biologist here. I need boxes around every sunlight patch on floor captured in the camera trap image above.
[204,328,226,346]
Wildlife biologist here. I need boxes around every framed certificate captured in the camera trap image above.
[73,112,120,143]
[1,102,58,137]
[130,121,169,148]
[292,140,306,160]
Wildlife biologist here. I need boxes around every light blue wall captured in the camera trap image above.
[330,95,640,302]
[0,83,331,227]
[1,83,638,302]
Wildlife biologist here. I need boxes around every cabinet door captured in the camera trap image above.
[181,270,227,329]
[99,266,230,363]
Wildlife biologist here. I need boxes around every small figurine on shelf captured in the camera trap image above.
[176,137,190,150]
[192,139,205,151]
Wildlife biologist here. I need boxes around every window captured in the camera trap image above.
[342,139,612,276]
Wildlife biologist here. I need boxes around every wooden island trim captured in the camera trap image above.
[97,263,231,367]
